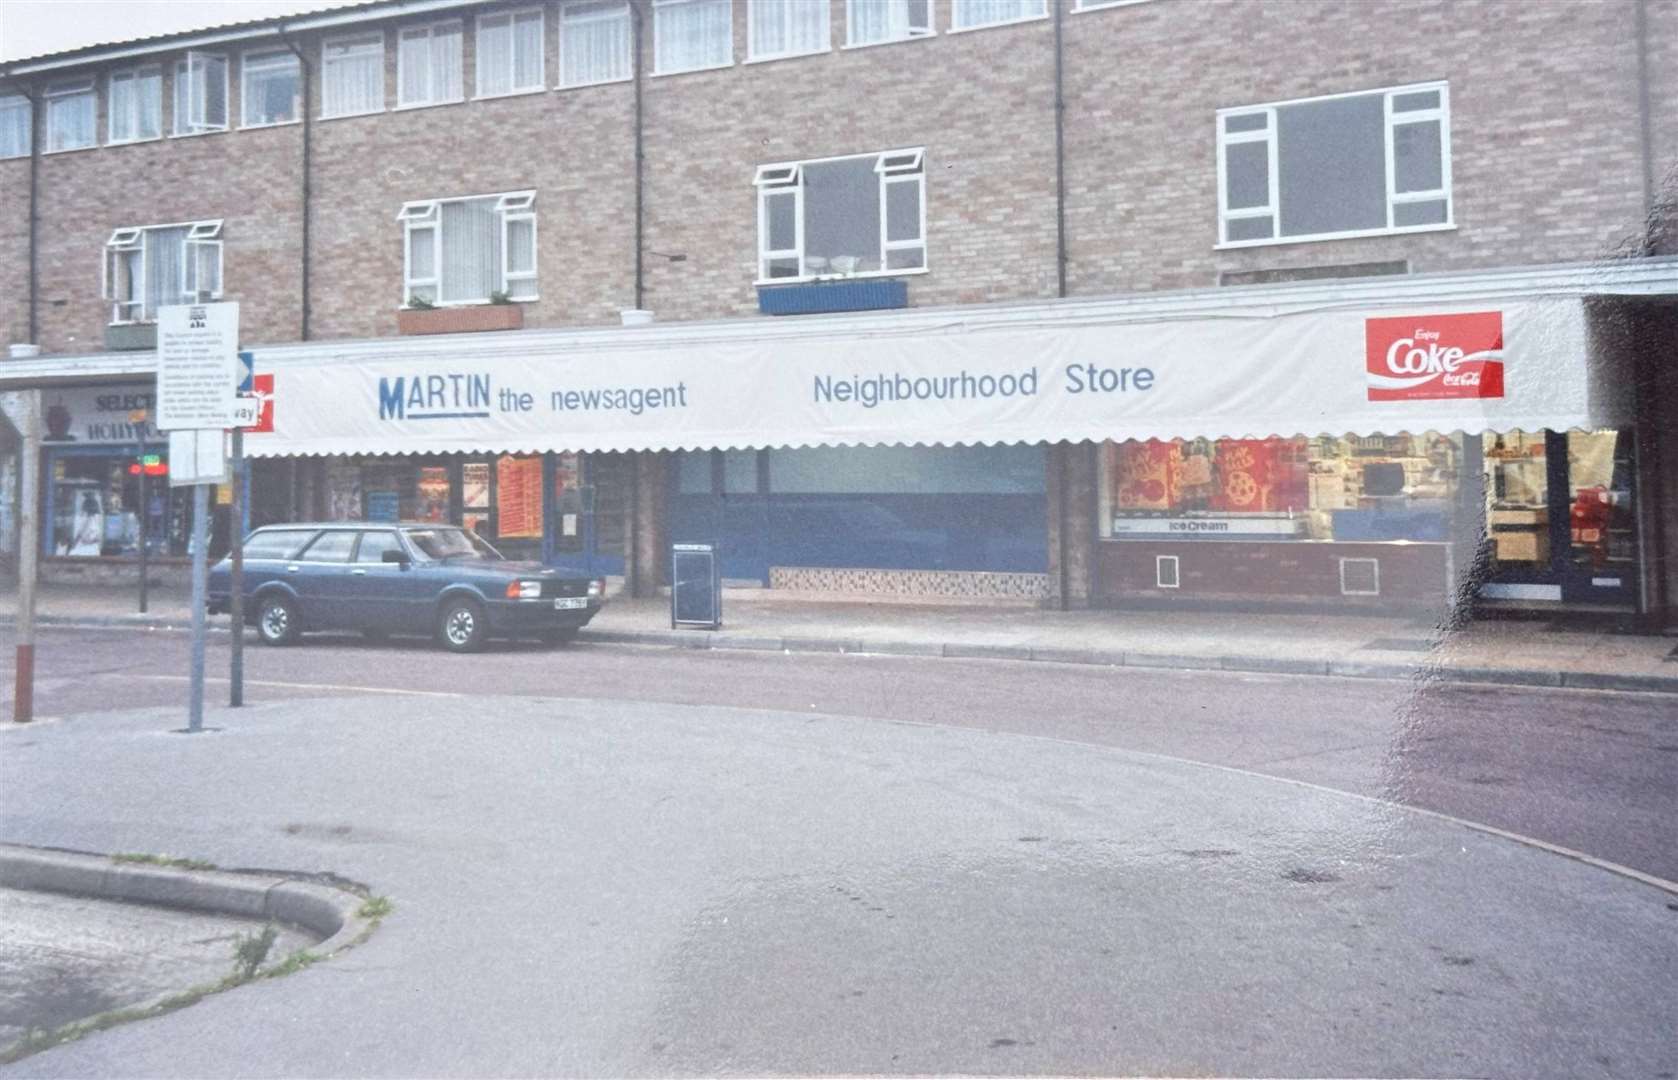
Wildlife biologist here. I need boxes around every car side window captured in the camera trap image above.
[244,529,316,560]
[356,531,403,563]
[299,530,358,563]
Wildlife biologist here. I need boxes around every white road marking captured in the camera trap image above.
[138,675,465,699]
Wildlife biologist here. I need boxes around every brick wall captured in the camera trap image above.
[0,152,29,347]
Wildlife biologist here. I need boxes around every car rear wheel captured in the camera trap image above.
[256,594,300,646]
[438,598,486,653]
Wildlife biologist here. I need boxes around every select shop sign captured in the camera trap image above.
[242,297,1613,458]
[41,387,159,444]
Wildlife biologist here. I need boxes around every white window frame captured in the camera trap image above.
[1072,0,1158,9]
[240,46,302,128]
[320,32,386,119]
[747,0,831,63]
[397,19,465,109]
[397,190,539,308]
[842,0,934,48]
[0,93,30,159]
[1215,80,1454,250]
[43,78,96,154]
[753,148,927,286]
[558,0,633,88]
[948,0,1048,34]
[652,0,735,77]
[102,219,224,325]
[475,8,547,99]
[107,64,162,145]
[172,51,230,136]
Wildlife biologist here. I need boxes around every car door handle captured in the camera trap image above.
[352,568,368,576]
[286,564,301,573]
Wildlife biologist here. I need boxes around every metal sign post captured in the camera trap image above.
[12,390,40,724]
[158,302,239,734]
[228,350,256,709]
[133,408,150,614]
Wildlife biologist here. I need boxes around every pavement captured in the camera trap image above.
[4,580,1677,694]
[1,693,1675,1077]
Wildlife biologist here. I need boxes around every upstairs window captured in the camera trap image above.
[654,0,732,75]
[104,220,224,324]
[322,33,385,117]
[44,79,95,152]
[108,65,162,143]
[1218,81,1452,247]
[477,9,545,97]
[172,52,229,134]
[0,94,29,159]
[242,48,301,126]
[950,0,1046,31]
[755,149,925,282]
[400,192,538,306]
[748,0,829,61]
[846,0,931,46]
[398,20,464,107]
[559,0,632,87]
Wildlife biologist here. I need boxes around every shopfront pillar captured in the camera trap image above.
[1045,441,1097,610]
[1633,303,1678,630]
[627,450,669,598]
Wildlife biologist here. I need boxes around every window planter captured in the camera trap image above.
[757,278,909,316]
[104,323,157,351]
[397,304,524,335]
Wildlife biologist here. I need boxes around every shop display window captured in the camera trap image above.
[47,449,194,558]
[1100,434,1460,542]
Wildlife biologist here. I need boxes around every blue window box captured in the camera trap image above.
[757,278,908,316]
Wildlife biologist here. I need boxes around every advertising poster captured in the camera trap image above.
[417,466,450,522]
[327,462,363,521]
[496,455,543,539]
[462,462,490,510]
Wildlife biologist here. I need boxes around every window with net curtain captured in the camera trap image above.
[749,0,829,60]
[477,9,545,96]
[105,224,223,323]
[951,0,1046,30]
[0,95,30,159]
[402,195,538,306]
[399,22,463,107]
[45,80,95,152]
[243,49,301,126]
[322,34,385,117]
[560,1,632,87]
[846,0,931,45]
[108,66,162,143]
[654,0,732,74]
[173,53,228,134]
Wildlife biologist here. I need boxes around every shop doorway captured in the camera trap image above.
[1480,429,1638,606]
[542,452,628,578]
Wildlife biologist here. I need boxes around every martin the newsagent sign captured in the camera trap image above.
[241,297,1621,459]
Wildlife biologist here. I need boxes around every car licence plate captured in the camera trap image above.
[553,597,589,610]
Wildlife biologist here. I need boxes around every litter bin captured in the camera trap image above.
[671,542,721,630]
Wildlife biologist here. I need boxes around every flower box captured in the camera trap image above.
[397,304,524,336]
[757,278,909,316]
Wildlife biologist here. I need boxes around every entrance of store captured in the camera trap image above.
[1480,429,1639,607]
[543,452,628,579]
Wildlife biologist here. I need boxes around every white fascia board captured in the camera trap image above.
[3,0,479,76]
[2,257,1674,389]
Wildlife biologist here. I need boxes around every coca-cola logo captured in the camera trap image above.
[1366,311,1504,401]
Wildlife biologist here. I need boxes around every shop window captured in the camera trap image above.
[44,78,95,152]
[399,20,464,107]
[48,449,194,559]
[321,33,385,117]
[560,1,632,87]
[104,220,224,324]
[1218,81,1451,246]
[654,0,732,75]
[108,65,163,144]
[755,148,925,282]
[399,191,538,306]
[242,48,302,127]
[172,52,229,135]
[749,0,830,61]
[950,0,1046,31]
[846,0,931,46]
[1100,434,1461,542]
[477,8,545,97]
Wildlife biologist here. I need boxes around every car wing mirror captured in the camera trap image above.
[381,550,411,567]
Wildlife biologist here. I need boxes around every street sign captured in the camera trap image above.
[167,429,229,487]
[237,350,254,395]
[156,302,240,431]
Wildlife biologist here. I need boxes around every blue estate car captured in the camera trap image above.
[208,523,605,652]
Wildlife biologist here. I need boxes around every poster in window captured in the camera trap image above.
[327,462,362,521]
[417,466,450,522]
[1113,440,1179,512]
[462,462,490,510]
[496,455,543,539]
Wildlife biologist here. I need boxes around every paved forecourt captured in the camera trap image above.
[0,695,1673,1078]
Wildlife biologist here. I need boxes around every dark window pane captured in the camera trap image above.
[1276,93,1386,236]
[1391,89,1440,113]
[1223,112,1267,134]
[1225,215,1274,242]
[766,191,796,251]
[1393,119,1443,193]
[885,180,919,243]
[1393,198,1449,226]
[803,157,880,264]
[886,247,925,270]
[1225,140,1269,210]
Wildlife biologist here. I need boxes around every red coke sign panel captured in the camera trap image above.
[244,373,275,433]
[1365,311,1504,401]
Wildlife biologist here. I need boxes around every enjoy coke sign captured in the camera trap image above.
[1365,311,1504,401]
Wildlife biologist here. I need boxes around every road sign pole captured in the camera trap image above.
[13,390,40,724]
[188,478,210,733]
[229,427,244,708]
[137,431,149,614]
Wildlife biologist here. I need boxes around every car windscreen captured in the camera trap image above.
[404,527,504,561]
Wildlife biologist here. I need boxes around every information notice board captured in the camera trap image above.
[156,303,240,432]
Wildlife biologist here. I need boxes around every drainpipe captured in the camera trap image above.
[278,27,313,341]
[1635,0,1654,240]
[1052,2,1072,609]
[632,0,646,311]
[0,72,41,346]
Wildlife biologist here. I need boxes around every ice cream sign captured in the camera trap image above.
[1365,311,1505,401]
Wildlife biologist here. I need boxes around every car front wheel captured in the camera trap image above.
[256,594,300,646]
[438,598,486,653]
